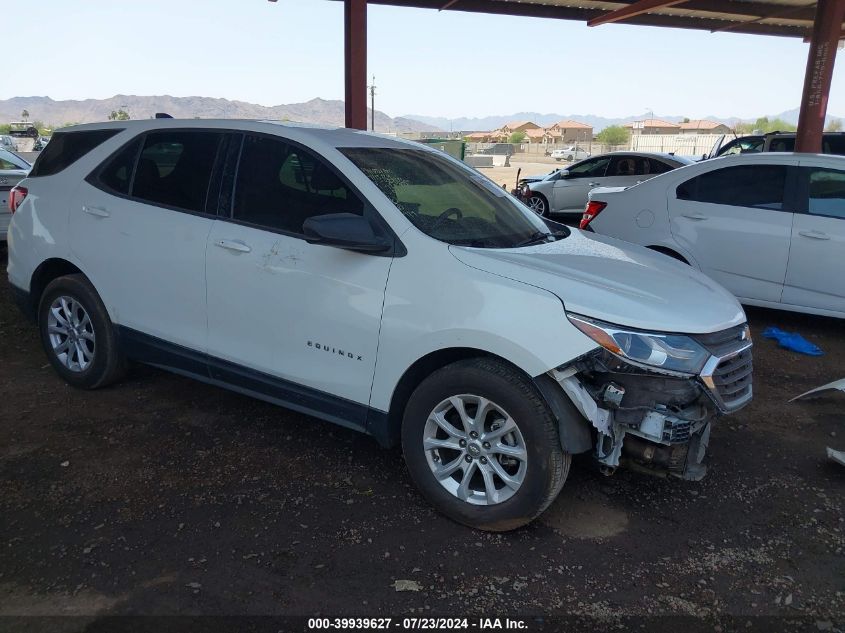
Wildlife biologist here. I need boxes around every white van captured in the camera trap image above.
[7,120,752,530]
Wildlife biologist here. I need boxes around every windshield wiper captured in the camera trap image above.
[514,230,569,248]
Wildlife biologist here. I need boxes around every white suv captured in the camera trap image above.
[7,120,752,531]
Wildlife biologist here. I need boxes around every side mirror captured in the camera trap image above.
[558,170,571,179]
[303,213,391,253]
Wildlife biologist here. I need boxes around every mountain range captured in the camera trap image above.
[404,108,844,132]
[2,95,841,135]
[0,95,441,133]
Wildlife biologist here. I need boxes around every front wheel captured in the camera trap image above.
[401,358,569,531]
[528,193,549,217]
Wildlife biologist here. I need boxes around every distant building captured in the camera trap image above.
[678,120,732,135]
[624,118,681,135]
[545,120,593,143]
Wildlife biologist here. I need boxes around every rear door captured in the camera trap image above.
[551,155,611,213]
[782,163,845,314]
[72,129,226,352]
[668,162,796,303]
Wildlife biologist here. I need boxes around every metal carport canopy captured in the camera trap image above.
[319,0,845,152]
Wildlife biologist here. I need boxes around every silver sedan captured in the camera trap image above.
[524,151,693,217]
[0,148,31,241]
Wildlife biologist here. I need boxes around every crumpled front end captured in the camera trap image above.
[551,324,753,481]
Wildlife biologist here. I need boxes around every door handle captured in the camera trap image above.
[798,230,830,240]
[216,239,252,253]
[682,213,708,221]
[82,205,110,218]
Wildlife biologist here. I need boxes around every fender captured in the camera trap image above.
[533,373,593,454]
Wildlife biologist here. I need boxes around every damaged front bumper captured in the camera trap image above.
[551,324,753,481]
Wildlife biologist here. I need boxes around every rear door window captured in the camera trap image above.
[91,138,143,196]
[822,135,845,155]
[131,131,224,213]
[807,168,845,219]
[29,129,121,177]
[647,158,674,174]
[676,165,788,210]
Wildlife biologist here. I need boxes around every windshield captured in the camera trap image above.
[341,147,560,248]
[0,148,30,170]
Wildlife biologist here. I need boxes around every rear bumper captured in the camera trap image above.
[9,283,35,323]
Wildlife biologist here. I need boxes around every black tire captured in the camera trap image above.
[565,154,573,161]
[401,358,569,532]
[38,274,127,389]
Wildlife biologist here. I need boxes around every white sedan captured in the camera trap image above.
[583,152,845,319]
[551,146,590,162]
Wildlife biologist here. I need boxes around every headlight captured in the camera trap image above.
[567,313,710,375]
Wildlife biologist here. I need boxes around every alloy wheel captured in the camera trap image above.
[423,394,527,506]
[47,295,95,372]
[528,196,547,216]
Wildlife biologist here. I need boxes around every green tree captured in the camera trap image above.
[737,116,796,134]
[596,125,630,146]
[826,118,843,132]
[108,109,131,121]
[508,131,526,143]
[21,109,29,121]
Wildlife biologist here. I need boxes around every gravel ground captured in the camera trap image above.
[0,249,843,631]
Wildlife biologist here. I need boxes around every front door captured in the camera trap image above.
[205,134,392,427]
[668,163,795,303]
[782,165,845,314]
[551,155,612,213]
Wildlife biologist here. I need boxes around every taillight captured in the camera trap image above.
[580,200,607,229]
[9,185,28,214]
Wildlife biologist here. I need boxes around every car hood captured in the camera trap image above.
[449,230,745,334]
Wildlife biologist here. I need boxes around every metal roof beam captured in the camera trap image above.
[588,0,690,27]
[359,0,813,36]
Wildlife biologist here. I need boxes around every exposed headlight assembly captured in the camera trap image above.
[567,313,710,375]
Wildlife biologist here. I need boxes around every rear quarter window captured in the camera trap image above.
[29,129,122,177]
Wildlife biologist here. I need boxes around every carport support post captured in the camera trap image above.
[795,0,845,153]
[344,0,367,130]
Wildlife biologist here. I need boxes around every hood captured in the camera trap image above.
[449,230,745,334]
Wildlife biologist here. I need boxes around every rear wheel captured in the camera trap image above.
[38,274,127,389]
[402,358,569,531]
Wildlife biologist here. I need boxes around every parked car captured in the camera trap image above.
[8,120,753,530]
[584,152,845,319]
[32,136,51,151]
[551,146,590,162]
[517,167,561,188]
[0,135,17,152]
[708,131,845,159]
[9,122,39,139]
[0,148,31,241]
[474,143,514,156]
[524,152,693,216]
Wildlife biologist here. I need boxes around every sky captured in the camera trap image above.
[7,0,844,120]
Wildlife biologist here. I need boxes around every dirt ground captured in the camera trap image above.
[0,247,843,631]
